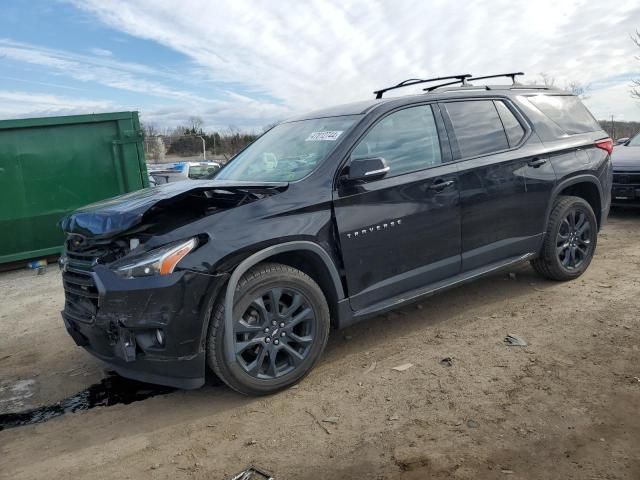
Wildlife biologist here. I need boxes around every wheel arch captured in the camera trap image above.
[547,175,603,229]
[222,241,345,366]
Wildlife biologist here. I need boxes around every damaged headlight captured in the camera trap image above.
[111,238,197,279]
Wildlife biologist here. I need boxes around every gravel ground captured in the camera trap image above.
[0,210,639,480]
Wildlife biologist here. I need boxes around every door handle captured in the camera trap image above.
[429,179,455,191]
[527,158,547,168]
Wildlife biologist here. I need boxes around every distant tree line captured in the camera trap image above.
[142,114,640,165]
[632,30,640,100]
[142,116,264,162]
[598,120,640,140]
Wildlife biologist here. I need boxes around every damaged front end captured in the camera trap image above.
[59,180,287,388]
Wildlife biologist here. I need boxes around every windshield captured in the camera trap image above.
[214,116,358,182]
[628,134,640,146]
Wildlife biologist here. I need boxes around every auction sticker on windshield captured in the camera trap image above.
[306,131,343,141]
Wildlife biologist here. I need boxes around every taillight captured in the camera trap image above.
[595,138,613,155]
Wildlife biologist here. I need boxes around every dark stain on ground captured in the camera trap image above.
[0,373,175,431]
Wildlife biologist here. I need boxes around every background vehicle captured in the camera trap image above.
[147,161,221,184]
[60,73,612,395]
[611,133,640,206]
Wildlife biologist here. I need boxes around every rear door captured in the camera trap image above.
[333,104,461,312]
[441,98,550,271]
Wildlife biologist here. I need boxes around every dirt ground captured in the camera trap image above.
[1,210,639,480]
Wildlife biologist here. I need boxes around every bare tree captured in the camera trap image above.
[565,80,590,100]
[187,116,204,134]
[144,135,166,163]
[141,122,159,137]
[537,73,589,99]
[539,72,556,88]
[632,30,640,99]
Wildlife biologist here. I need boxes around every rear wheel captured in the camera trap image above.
[207,262,330,395]
[531,195,598,281]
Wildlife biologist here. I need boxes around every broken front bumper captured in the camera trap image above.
[62,264,227,389]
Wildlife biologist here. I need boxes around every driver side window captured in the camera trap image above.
[351,105,442,177]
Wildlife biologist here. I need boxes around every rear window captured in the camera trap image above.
[444,100,509,158]
[527,95,600,135]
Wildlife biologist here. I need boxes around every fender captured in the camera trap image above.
[223,241,345,366]
[544,174,603,229]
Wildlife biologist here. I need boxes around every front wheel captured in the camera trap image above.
[531,195,598,281]
[207,262,330,395]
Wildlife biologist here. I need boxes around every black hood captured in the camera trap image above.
[611,145,640,171]
[60,180,288,239]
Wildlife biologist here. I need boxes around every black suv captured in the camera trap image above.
[60,73,612,395]
[611,132,640,206]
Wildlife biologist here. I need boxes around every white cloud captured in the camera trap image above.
[0,90,114,118]
[4,1,640,127]
[88,47,113,57]
[140,99,293,132]
[0,38,206,103]
[0,38,293,128]
[71,0,640,119]
[583,82,640,121]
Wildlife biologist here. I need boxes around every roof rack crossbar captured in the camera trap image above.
[424,72,525,92]
[466,72,525,84]
[374,74,471,99]
[424,78,469,92]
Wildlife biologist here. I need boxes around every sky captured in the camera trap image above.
[1,0,640,131]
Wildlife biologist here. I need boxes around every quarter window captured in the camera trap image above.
[495,100,525,147]
[351,105,442,177]
[444,100,509,158]
[527,95,600,135]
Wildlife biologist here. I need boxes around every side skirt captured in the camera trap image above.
[337,252,536,329]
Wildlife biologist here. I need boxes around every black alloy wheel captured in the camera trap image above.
[556,208,592,270]
[207,263,330,396]
[234,287,316,379]
[531,195,598,281]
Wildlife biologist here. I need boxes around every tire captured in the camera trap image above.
[207,262,330,396]
[531,195,598,281]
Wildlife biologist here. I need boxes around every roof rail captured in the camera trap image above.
[373,74,471,99]
[424,72,525,92]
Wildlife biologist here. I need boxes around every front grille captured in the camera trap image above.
[613,173,640,185]
[62,239,121,324]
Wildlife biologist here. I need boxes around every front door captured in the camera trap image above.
[333,104,461,312]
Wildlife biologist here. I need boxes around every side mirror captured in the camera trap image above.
[346,157,390,182]
[615,137,630,146]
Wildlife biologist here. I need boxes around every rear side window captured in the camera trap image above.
[495,101,525,147]
[444,100,509,158]
[351,105,442,177]
[527,95,600,135]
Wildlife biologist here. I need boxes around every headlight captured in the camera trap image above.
[112,238,197,278]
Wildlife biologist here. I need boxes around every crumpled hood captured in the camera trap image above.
[60,180,288,239]
[611,145,640,171]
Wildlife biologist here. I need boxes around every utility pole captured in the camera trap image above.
[195,135,206,161]
[611,114,615,140]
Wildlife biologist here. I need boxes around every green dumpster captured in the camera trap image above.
[0,111,149,264]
